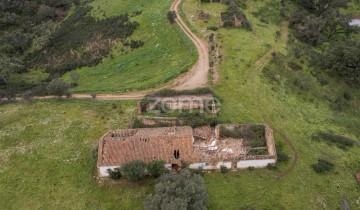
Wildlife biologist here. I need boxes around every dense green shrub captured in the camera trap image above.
[22,91,33,101]
[207,26,218,31]
[220,165,229,174]
[121,160,147,182]
[124,40,145,49]
[312,132,355,150]
[266,163,278,170]
[47,78,69,98]
[107,168,122,180]
[312,159,334,173]
[144,169,208,210]
[193,166,205,176]
[167,11,177,24]
[147,160,166,178]
[277,151,290,162]
[343,92,352,101]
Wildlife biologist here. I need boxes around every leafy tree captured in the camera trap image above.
[47,78,69,98]
[290,0,352,45]
[147,160,166,178]
[144,169,208,210]
[314,40,360,87]
[121,160,147,182]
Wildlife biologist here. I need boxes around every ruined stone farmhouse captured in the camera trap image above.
[97,124,277,177]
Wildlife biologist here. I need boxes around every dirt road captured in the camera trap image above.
[169,0,209,90]
[24,0,209,101]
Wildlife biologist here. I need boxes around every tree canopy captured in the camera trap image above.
[144,169,208,210]
[313,40,360,87]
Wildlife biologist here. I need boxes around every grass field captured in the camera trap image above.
[0,100,152,209]
[61,0,197,93]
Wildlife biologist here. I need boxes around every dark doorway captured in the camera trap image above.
[171,164,180,171]
[173,150,180,159]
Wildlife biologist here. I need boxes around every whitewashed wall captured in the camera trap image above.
[189,161,232,170]
[236,159,276,169]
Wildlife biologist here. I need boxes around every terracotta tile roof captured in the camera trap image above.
[97,126,193,167]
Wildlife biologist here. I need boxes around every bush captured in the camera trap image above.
[277,151,290,162]
[167,11,177,24]
[207,26,218,31]
[220,165,229,174]
[266,163,278,170]
[107,168,122,180]
[144,169,208,210]
[47,78,69,98]
[147,160,166,178]
[312,132,355,150]
[343,92,351,100]
[124,40,144,49]
[193,166,205,176]
[22,91,33,101]
[248,166,255,171]
[312,159,334,173]
[121,160,147,182]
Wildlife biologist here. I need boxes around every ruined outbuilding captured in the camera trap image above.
[97,124,277,177]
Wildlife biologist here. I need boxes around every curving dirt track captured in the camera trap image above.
[25,0,209,101]
[169,0,209,90]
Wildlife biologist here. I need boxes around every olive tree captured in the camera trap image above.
[144,169,208,210]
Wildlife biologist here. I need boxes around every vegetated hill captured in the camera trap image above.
[0,0,79,86]
[1,0,197,95]
[0,0,140,93]
[26,6,141,75]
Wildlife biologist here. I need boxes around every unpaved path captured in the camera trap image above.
[23,0,209,101]
[169,0,209,90]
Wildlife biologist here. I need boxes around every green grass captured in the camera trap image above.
[182,0,360,209]
[62,0,197,93]
[0,100,152,209]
